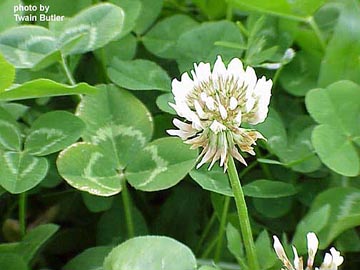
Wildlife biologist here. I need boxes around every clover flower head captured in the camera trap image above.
[167,56,272,170]
[273,232,344,270]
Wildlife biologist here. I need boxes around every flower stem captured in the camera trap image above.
[18,192,27,238]
[227,156,259,270]
[60,54,76,86]
[214,196,230,262]
[121,180,135,238]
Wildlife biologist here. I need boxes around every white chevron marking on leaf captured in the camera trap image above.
[137,145,168,187]
[3,152,18,175]
[20,35,56,49]
[20,157,39,178]
[338,192,360,219]
[80,151,119,193]
[91,124,147,147]
[0,120,20,150]
[26,128,66,155]
[58,24,97,51]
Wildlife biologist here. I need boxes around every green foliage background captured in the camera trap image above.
[0,0,360,269]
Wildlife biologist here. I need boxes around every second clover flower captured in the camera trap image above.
[273,232,344,270]
[167,56,272,170]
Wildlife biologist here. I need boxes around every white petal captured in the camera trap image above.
[292,246,300,269]
[172,72,194,98]
[329,248,344,266]
[167,129,194,140]
[273,236,287,261]
[254,76,266,97]
[248,77,272,125]
[197,146,216,169]
[209,149,221,169]
[246,96,255,112]
[307,232,319,258]
[171,101,204,130]
[212,55,227,79]
[255,77,272,101]
[219,133,228,167]
[322,253,332,266]
[230,147,247,166]
[273,236,297,270]
[227,57,244,79]
[185,134,204,146]
[209,120,226,134]
[258,86,272,116]
[229,96,238,110]
[181,72,194,88]
[190,113,204,130]
[171,78,183,98]
[255,131,266,141]
[219,151,227,167]
[169,102,192,122]
[191,69,197,82]
[247,110,265,125]
[173,118,194,132]
[219,103,228,119]
[244,66,257,112]
[234,110,242,126]
[244,66,257,92]
[168,102,183,117]
[200,92,207,102]
[194,100,207,119]
[194,62,211,83]
[205,97,215,111]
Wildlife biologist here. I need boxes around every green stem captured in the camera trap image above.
[227,156,259,270]
[236,21,249,37]
[239,159,258,178]
[121,179,135,238]
[195,212,216,254]
[197,259,241,270]
[60,54,76,86]
[225,0,233,21]
[307,16,326,51]
[19,192,27,238]
[201,234,219,258]
[272,66,284,87]
[99,48,110,84]
[214,196,230,262]
[285,152,316,167]
[255,148,273,179]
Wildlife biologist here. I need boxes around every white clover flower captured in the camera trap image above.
[167,56,272,170]
[273,232,344,270]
